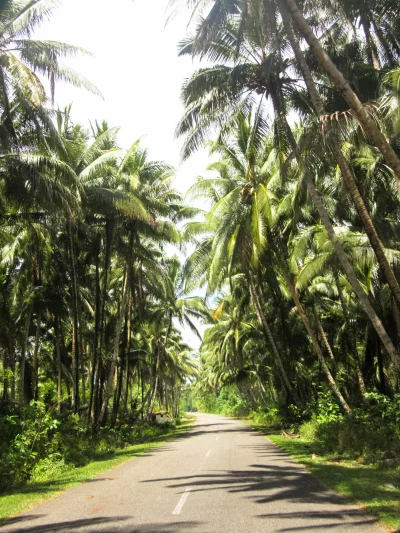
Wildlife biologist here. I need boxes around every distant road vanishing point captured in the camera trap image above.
[0,413,382,533]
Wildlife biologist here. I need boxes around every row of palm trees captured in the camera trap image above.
[178,0,400,412]
[0,0,207,429]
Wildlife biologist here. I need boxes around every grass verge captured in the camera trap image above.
[248,421,400,532]
[0,418,194,522]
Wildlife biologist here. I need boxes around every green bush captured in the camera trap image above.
[215,388,248,417]
[251,407,283,428]
[298,418,318,441]
[0,402,180,492]
[298,392,400,462]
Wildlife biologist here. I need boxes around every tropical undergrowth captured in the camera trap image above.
[0,400,185,492]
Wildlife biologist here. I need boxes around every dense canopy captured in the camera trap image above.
[1,0,400,493]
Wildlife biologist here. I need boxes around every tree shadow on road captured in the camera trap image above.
[140,459,380,532]
[0,515,202,532]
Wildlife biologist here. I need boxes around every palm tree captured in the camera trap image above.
[0,0,101,150]
[177,0,400,372]
[179,0,400,193]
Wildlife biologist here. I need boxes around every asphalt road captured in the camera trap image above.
[1,413,382,533]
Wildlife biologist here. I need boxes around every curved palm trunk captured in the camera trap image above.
[249,277,300,405]
[274,7,400,370]
[313,310,338,373]
[306,179,400,369]
[281,269,351,413]
[282,0,400,196]
[279,1,400,313]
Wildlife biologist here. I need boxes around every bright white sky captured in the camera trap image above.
[36,0,211,349]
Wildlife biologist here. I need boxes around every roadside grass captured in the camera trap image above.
[0,418,194,521]
[247,421,400,532]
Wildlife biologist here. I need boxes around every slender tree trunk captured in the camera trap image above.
[283,0,400,195]
[89,243,101,425]
[3,349,9,400]
[9,339,15,401]
[123,298,132,418]
[376,341,387,394]
[111,307,129,428]
[19,306,33,405]
[141,368,144,421]
[314,311,338,373]
[361,16,381,70]
[93,220,114,425]
[97,269,129,428]
[371,19,396,66]
[249,277,300,405]
[335,277,367,397]
[32,311,41,401]
[148,342,162,416]
[282,270,352,413]
[279,1,400,313]
[56,316,62,414]
[67,212,80,412]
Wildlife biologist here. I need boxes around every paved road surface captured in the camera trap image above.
[1,413,382,533]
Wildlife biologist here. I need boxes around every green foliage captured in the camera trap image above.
[0,401,185,491]
[215,388,248,417]
[250,408,283,428]
[297,393,400,461]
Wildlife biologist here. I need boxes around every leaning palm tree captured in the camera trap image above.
[183,113,352,408]
[178,0,400,192]
[177,0,400,371]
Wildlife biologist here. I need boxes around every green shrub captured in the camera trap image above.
[299,392,400,461]
[30,456,73,482]
[0,402,181,492]
[251,408,283,428]
[299,418,318,441]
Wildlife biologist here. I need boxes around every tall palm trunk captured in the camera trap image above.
[282,0,400,196]
[110,305,129,428]
[9,338,16,401]
[19,305,33,405]
[93,219,114,424]
[56,316,62,414]
[89,241,101,424]
[361,15,381,70]
[67,212,80,412]
[249,277,300,405]
[335,277,367,398]
[97,269,129,428]
[279,1,400,313]
[32,311,41,401]
[313,311,338,373]
[123,297,133,418]
[371,19,396,67]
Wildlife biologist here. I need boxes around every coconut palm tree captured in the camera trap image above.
[177,0,400,372]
